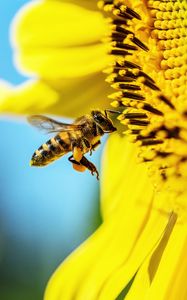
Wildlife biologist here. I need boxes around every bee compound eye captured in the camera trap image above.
[94,114,104,123]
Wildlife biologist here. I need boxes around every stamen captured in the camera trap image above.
[139,103,163,116]
[122,91,145,101]
[131,36,149,51]
[111,41,138,51]
[112,83,141,91]
[128,129,141,135]
[158,95,175,109]
[110,49,132,56]
[124,7,141,20]
[99,0,187,194]
[127,119,150,126]
[113,9,135,20]
[122,113,148,119]
[143,79,160,91]
[118,60,141,69]
[138,139,163,146]
[112,25,133,36]
[112,19,127,26]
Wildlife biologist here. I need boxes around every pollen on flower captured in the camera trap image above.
[98,0,187,194]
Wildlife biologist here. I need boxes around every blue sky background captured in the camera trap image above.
[0,1,102,299]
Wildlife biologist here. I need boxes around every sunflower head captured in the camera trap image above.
[97,0,187,197]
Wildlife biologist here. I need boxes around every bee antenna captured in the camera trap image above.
[105,109,121,116]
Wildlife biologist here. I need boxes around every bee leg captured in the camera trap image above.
[73,146,83,162]
[80,156,99,180]
[68,155,86,173]
[72,138,90,161]
[90,141,101,156]
[68,155,79,165]
[92,141,101,152]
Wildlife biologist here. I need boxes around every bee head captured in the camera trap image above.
[91,110,117,133]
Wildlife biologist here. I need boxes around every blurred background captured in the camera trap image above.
[0,1,102,299]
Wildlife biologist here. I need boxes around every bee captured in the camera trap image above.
[28,110,117,179]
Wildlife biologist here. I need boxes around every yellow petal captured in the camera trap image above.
[144,219,187,300]
[97,208,173,300]
[123,192,187,300]
[124,259,150,300]
[15,43,111,79]
[59,0,98,11]
[12,0,111,78]
[47,73,112,117]
[123,212,178,300]
[12,1,108,47]
[0,73,111,117]
[45,212,170,300]
[0,79,58,114]
[165,236,187,300]
[101,134,153,219]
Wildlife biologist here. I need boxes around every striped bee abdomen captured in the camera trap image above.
[30,133,71,167]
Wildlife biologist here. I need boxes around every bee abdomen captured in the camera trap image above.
[30,134,71,167]
[54,134,71,152]
[30,145,54,167]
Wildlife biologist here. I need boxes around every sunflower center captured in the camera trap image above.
[98,0,187,195]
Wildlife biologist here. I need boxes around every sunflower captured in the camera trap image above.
[1,0,187,299]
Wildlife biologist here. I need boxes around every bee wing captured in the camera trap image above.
[27,115,82,133]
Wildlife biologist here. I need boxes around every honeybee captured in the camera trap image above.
[28,110,117,179]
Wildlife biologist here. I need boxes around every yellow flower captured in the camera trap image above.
[1,0,187,299]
